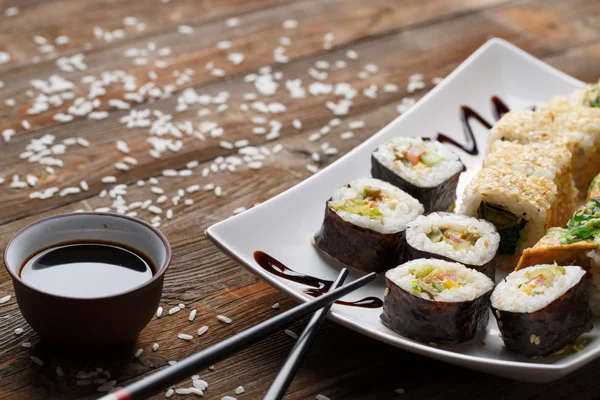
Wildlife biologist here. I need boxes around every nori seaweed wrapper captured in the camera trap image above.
[380,277,491,344]
[314,204,407,273]
[407,245,496,282]
[491,276,593,357]
[371,154,464,213]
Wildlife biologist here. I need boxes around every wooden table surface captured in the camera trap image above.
[0,0,599,398]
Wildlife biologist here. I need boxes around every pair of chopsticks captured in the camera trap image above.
[100,269,376,400]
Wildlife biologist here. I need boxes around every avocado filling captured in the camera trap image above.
[477,202,525,255]
[408,265,464,299]
[391,143,443,171]
[518,266,566,296]
[582,85,600,108]
[329,186,398,222]
[426,226,481,251]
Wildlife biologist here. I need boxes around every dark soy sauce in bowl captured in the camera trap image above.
[19,240,155,298]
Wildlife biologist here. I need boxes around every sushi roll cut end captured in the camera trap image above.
[491,264,592,357]
[382,259,493,344]
[406,213,500,279]
[314,178,423,272]
[371,137,464,212]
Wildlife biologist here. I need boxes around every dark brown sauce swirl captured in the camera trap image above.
[435,95,510,155]
[254,251,383,309]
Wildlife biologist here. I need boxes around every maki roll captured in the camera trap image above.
[381,258,494,344]
[487,108,599,195]
[484,140,578,224]
[491,265,593,357]
[314,178,424,272]
[459,165,559,264]
[405,213,500,280]
[371,137,464,212]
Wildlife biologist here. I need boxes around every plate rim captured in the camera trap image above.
[206,37,590,380]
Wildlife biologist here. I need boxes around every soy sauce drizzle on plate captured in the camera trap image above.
[435,95,511,156]
[253,251,383,309]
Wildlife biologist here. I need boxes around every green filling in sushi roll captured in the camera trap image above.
[477,202,526,256]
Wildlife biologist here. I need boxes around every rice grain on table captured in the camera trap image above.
[156,306,163,318]
[175,388,193,395]
[152,343,159,351]
[284,329,298,339]
[0,295,11,304]
[217,315,232,324]
[178,333,193,341]
[316,395,331,400]
[134,348,143,358]
[198,326,209,336]
[14,328,23,335]
[30,356,43,366]
[222,397,237,400]
[169,306,181,315]
[189,309,197,321]
[235,386,245,394]
[165,388,175,397]
[21,342,32,348]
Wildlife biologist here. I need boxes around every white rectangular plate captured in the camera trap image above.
[206,38,594,383]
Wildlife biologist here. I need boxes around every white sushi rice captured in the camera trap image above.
[406,213,500,266]
[386,258,493,302]
[372,137,463,187]
[328,178,423,234]
[491,264,586,313]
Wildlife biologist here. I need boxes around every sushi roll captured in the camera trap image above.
[314,178,424,272]
[459,165,559,263]
[484,140,578,224]
[488,108,599,195]
[405,213,500,280]
[381,258,493,344]
[491,265,593,357]
[371,137,464,212]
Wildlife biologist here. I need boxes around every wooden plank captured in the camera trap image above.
[0,0,294,68]
[0,0,596,227]
[0,0,510,136]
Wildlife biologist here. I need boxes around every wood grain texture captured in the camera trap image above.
[0,0,599,399]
